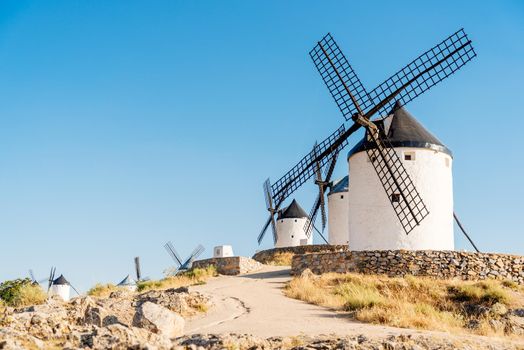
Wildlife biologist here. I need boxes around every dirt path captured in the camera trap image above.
[185,265,522,348]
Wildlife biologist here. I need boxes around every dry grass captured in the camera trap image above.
[137,266,217,292]
[265,252,294,266]
[285,271,523,336]
[87,283,121,298]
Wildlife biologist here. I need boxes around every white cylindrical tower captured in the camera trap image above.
[275,199,312,248]
[49,275,71,301]
[117,275,137,292]
[348,103,454,251]
[327,176,349,245]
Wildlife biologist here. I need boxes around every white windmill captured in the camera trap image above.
[274,199,312,248]
[46,268,79,301]
[259,29,480,252]
[327,176,349,245]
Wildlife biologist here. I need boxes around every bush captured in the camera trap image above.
[0,278,47,307]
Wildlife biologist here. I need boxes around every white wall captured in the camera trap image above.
[348,147,454,250]
[214,245,234,258]
[49,284,71,301]
[328,191,349,245]
[275,217,312,248]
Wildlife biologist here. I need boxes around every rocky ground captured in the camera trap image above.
[0,287,209,349]
[174,333,524,350]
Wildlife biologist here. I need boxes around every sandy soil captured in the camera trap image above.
[185,265,524,348]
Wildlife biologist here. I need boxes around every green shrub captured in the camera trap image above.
[0,278,47,307]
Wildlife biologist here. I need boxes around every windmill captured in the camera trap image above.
[28,269,48,286]
[46,267,56,292]
[134,257,150,282]
[45,267,81,301]
[303,142,340,243]
[164,241,205,275]
[258,29,477,246]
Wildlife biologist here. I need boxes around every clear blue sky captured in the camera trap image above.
[0,1,522,291]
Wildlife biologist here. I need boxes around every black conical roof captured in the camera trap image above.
[277,199,308,219]
[348,102,452,158]
[328,176,349,195]
[52,274,69,285]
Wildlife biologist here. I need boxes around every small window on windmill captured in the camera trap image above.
[404,152,415,161]
[294,219,297,222]
[445,157,450,168]
[340,195,344,199]
[391,193,401,203]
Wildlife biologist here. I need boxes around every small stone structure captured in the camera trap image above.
[192,256,263,275]
[292,250,524,284]
[252,244,349,264]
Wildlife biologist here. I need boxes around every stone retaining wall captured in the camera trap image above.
[291,250,524,284]
[192,256,263,275]
[252,244,349,264]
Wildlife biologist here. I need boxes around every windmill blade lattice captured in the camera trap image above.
[365,128,429,234]
[258,179,278,244]
[304,149,339,238]
[310,33,371,120]
[271,124,347,207]
[134,257,142,281]
[164,241,183,267]
[362,29,476,118]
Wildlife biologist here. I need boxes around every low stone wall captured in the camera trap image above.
[252,244,349,264]
[192,256,263,276]
[291,250,524,284]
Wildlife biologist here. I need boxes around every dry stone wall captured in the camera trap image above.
[252,244,349,264]
[192,256,262,275]
[292,250,524,284]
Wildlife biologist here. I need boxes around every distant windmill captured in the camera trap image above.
[46,267,80,301]
[164,242,205,275]
[134,257,150,283]
[28,269,48,285]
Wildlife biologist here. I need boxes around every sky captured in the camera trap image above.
[0,1,523,292]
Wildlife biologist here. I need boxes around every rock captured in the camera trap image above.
[84,305,107,327]
[300,268,316,279]
[133,301,184,337]
[513,308,524,317]
[491,302,508,316]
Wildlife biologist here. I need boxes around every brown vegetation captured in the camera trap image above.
[285,271,524,337]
